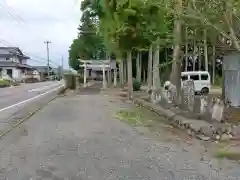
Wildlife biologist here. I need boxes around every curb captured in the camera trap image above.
[132,98,212,141]
[0,86,66,140]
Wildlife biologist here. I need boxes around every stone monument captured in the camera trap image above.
[181,80,195,111]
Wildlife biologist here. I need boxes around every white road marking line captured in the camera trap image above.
[0,85,64,113]
[28,82,61,92]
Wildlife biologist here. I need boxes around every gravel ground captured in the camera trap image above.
[0,84,239,179]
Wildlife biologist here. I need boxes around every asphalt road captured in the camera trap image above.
[0,85,238,179]
[0,81,64,132]
[0,81,63,110]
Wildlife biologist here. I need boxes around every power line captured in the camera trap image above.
[0,38,59,66]
[0,3,64,60]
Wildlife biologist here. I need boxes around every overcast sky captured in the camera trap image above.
[0,0,82,68]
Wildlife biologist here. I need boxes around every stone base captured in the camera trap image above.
[132,97,236,141]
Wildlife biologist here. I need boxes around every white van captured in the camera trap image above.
[181,71,211,94]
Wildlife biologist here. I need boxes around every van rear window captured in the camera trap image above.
[201,74,209,80]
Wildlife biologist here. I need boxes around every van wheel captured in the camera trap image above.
[201,87,209,95]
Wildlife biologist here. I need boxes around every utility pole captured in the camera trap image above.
[61,56,64,77]
[44,41,51,77]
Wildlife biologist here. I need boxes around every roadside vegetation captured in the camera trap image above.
[0,79,11,88]
[69,0,240,99]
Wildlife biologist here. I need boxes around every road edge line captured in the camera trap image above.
[0,86,66,140]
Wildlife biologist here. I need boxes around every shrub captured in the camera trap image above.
[0,79,11,87]
[133,78,141,91]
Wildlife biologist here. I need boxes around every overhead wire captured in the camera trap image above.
[0,38,59,67]
[0,3,62,66]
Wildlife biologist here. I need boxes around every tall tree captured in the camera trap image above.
[69,3,106,70]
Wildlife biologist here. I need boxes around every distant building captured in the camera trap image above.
[31,66,54,81]
[0,47,32,80]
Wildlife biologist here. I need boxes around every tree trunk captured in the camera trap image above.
[204,29,208,71]
[119,60,124,85]
[171,0,182,104]
[123,59,127,83]
[102,65,107,89]
[212,44,216,84]
[198,46,201,70]
[151,41,163,104]
[185,26,188,71]
[127,51,133,98]
[153,43,160,90]
[136,52,141,82]
[107,69,110,86]
[147,45,153,90]
[193,30,197,71]
[139,52,142,82]
[83,63,87,87]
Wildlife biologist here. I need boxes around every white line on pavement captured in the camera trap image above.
[0,85,64,113]
[28,82,62,92]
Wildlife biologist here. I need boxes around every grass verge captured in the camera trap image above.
[215,150,240,160]
[116,109,143,125]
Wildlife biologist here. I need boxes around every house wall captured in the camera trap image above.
[22,59,27,64]
[0,67,24,80]
[11,56,20,63]
[12,68,19,79]
[0,57,8,61]
[0,56,26,64]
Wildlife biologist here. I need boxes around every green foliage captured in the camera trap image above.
[132,78,141,91]
[68,0,107,71]
[116,110,142,125]
[0,79,10,88]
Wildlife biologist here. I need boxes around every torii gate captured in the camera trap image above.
[79,59,117,88]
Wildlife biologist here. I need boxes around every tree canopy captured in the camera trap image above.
[68,3,106,70]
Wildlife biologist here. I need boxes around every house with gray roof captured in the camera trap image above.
[0,47,32,80]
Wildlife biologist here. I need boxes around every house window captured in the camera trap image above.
[6,69,12,78]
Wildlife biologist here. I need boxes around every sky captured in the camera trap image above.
[0,0,82,69]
